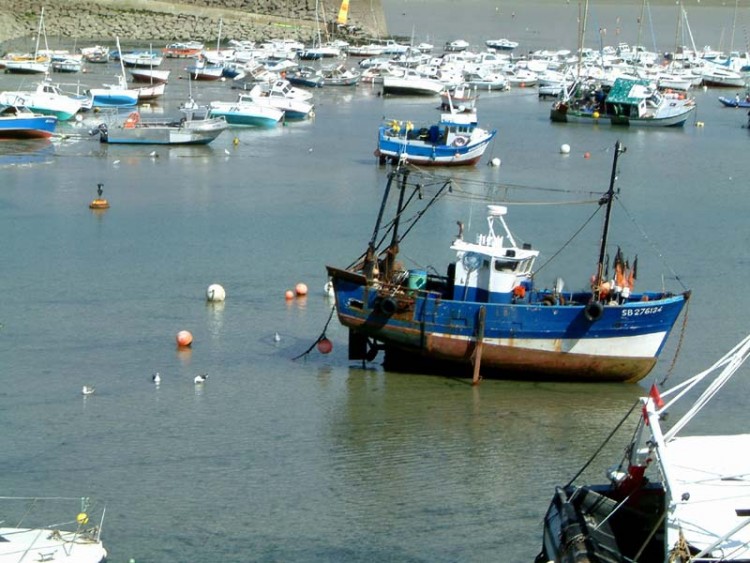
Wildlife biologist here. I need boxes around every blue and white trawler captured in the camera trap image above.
[327,141,690,382]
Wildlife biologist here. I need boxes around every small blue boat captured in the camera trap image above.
[0,105,57,138]
[327,141,690,382]
[376,110,496,166]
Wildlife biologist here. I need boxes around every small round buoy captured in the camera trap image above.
[696,121,704,127]
[285,290,294,300]
[592,111,600,119]
[584,152,591,159]
[233,136,239,146]
[89,199,109,209]
[560,143,571,154]
[295,283,308,296]
[77,512,89,525]
[206,283,226,302]
[176,330,193,347]
[317,337,333,354]
[490,157,501,167]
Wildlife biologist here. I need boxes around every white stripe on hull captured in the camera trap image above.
[438,331,668,358]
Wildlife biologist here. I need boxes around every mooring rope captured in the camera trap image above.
[292,305,336,361]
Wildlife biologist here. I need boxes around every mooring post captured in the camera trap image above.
[472,306,486,385]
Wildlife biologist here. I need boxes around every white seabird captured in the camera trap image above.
[194,374,207,384]
[82,385,95,395]
[152,372,161,384]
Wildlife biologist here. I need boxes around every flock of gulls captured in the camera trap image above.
[80,372,208,395]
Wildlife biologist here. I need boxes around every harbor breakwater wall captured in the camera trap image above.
[0,0,388,49]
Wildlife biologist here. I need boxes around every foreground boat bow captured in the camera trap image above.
[538,334,750,562]
[327,143,689,382]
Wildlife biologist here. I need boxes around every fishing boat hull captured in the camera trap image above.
[550,102,696,127]
[326,266,689,382]
[97,117,227,145]
[0,114,57,138]
[376,124,496,166]
[88,88,139,108]
[538,484,666,563]
[208,102,283,127]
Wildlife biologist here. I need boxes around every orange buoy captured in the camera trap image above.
[295,283,308,296]
[89,199,109,209]
[176,330,193,347]
[584,152,591,159]
[317,337,333,354]
[285,290,294,300]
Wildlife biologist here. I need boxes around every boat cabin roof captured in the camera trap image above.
[606,78,653,104]
[438,112,478,127]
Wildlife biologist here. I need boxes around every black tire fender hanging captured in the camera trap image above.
[585,301,604,322]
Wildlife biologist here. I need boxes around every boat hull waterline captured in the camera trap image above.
[326,266,688,382]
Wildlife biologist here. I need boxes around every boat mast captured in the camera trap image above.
[364,169,399,280]
[594,141,626,301]
[383,169,409,281]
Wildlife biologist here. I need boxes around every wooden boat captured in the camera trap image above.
[94,106,227,145]
[327,141,690,382]
[375,110,496,166]
[537,334,750,562]
[0,104,57,138]
[551,77,697,127]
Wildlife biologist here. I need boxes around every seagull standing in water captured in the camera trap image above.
[82,385,95,396]
[194,374,207,384]
[152,372,161,385]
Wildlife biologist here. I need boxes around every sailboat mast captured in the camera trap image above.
[34,7,44,59]
[594,141,626,300]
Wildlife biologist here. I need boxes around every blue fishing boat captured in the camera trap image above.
[375,110,496,166]
[0,105,57,139]
[326,141,690,383]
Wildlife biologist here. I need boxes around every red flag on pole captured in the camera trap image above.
[642,384,664,424]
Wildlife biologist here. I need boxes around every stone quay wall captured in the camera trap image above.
[0,0,388,49]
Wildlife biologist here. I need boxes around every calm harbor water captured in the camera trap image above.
[2,2,750,561]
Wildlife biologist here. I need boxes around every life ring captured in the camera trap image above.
[123,112,140,129]
[584,301,604,322]
[452,136,468,147]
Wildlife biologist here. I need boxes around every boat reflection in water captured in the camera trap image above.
[0,138,55,167]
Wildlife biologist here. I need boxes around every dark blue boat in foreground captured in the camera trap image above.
[326,141,690,382]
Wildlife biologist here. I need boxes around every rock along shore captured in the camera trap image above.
[0,0,388,49]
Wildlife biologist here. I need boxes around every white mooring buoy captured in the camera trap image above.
[206,284,226,302]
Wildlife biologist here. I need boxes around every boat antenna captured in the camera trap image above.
[593,141,626,301]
